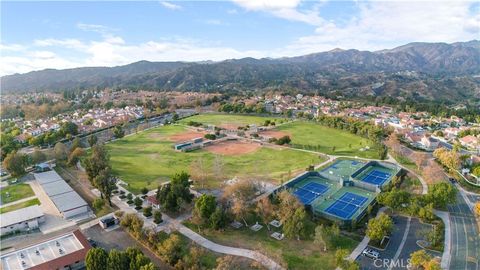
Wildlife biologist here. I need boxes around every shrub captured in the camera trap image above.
[119,194,127,200]
[153,211,163,224]
[141,187,149,195]
[127,200,134,205]
[92,198,105,211]
[204,134,216,140]
[143,206,152,217]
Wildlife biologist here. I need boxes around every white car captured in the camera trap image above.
[362,248,380,259]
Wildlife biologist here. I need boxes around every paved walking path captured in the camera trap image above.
[348,207,387,261]
[0,195,37,208]
[175,224,284,270]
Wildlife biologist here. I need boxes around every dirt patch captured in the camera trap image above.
[259,130,290,139]
[169,130,207,142]
[204,140,261,155]
[219,124,241,130]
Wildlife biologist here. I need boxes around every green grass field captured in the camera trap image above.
[0,183,35,205]
[276,121,381,159]
[107,124,323,193]
[178,113,286,127]
[183,221,358,270]
[0,198,41,214]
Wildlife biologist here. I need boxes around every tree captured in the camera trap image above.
[366,213,393,242]
[409,250,431,269]
[277,190,303,224]
[54,142,69,162]
[212,154,225,181]
[377,188,411,210]
[68,147,85,165]
[92,198,105,211]
[60,121,79,137]
[70,137,82,152]
[283,207,307,240]
[113,125,125,138]
[189,157,208,188]
[157,234,184,266]
[172,113,179,122]
[120,213,144,239]
[88,135,98,147]
[94,167,116,206]
[153,210,163,224]
[139,263,157,270]
[255,197,275,230]
[215,256,244,270]
[193,194,217,223]
[157,171,193,212]
[426,182,456,209]
[31,149,46,164]
[107,249,129,270]
[314,224,340,251]
[210,207,227,230]
[2,151,27,177]
[86,248,108,270]
[134,197,143,210]
[475,202,480,217]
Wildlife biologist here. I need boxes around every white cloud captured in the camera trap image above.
[159,1,182,10]
[232,0,301,11]
[281,1,480,55]
[77,23,117,34]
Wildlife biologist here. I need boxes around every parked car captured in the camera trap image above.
[362,248,380,259]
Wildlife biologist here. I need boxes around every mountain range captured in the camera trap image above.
[2,41,479,102]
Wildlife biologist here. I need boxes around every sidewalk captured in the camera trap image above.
[433,210,451,270]
[0,195,36,208]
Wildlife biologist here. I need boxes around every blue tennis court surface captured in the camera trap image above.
[361,169,391,186]
[325,192,368,219]
[293,182,329,204]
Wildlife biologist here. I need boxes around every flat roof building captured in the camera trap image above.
[0,205,45,236]
[33,171,89,219]
[0,230,91,270]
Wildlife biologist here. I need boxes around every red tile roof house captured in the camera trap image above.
[146,195,161,209]
[460,135,479,150]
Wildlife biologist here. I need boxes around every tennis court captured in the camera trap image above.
[324,192,369,220]
[361,169,391,186]
[319,159,365,180]
[293,182,329,204]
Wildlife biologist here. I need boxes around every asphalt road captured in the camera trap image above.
[447,191,480,270]
[82,225,171,270]
[357,216,436,270]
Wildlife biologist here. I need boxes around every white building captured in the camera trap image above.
[0,205,45,236]
[34,171,89,219]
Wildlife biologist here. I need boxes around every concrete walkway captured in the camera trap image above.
[433,210,451,270]
[348,206,387,261]
[388,216,411,270]
[0,195,37,208]
[176,224,284,270]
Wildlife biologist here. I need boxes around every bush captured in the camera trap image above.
[119,194,127,200]
[127,200,134,205]
[126,193,133,201]
[134,197,143,209]
[153,211,163,224]
[275,135,291,145]
[92,198,105,211]
[114,210,124,219]
[141,187,149,195]
[204,134,216,140]
[143,206,152,217]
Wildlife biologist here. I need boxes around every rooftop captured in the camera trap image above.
[41,180,73,197]
[33,171,63,185]
[0,205,43,228]
[0,230,91,270]
[50,191,87,213]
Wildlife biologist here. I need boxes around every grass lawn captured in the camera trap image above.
[107,125,323,193]
[178,113,286,127]
[0,198,41,214]
[0,183,35,205]
[184,221,358,270]
[275,121,381,159]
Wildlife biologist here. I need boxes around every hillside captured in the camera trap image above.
[1,41,479,102]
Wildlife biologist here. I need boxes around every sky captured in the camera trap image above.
[1,0,479,76]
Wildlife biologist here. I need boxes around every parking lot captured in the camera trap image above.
[357,216,438,270]
[82,225,171,269]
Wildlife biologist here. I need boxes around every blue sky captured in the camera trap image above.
[1,1,479,75]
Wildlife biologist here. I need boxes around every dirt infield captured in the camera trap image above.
[169,130,207,142]
[204,140,261,155]
[219,124,241,130]
[259,130,290,139]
